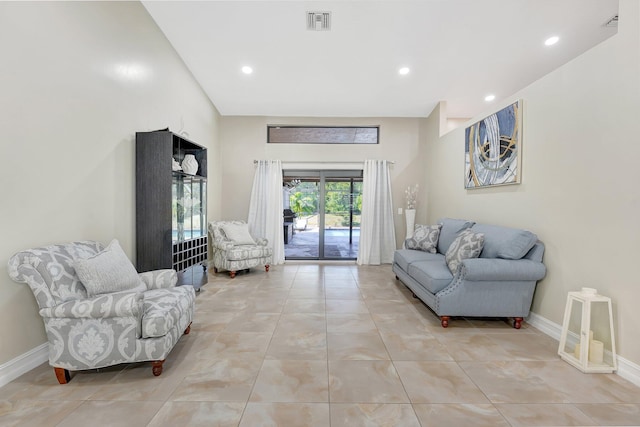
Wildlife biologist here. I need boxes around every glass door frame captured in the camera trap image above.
[284,169,362,260]
[322,172,362,260]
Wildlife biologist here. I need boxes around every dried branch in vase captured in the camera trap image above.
[405,184,418,210]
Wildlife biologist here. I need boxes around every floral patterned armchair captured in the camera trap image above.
[208,220,272,278]
[8,240,195,384]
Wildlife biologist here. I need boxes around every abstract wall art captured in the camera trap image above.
[465,100,522,189]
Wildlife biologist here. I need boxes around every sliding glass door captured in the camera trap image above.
[323,176,361,259]
[283,170,362,260]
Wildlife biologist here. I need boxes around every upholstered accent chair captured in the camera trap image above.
[208,220,272,278]
[8,240,195,384]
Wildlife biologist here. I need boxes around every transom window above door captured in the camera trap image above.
[268,126,379,144]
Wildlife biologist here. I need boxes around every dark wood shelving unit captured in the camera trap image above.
[135,130,208,289]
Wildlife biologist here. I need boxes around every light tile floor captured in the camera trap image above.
[2,264,640,426]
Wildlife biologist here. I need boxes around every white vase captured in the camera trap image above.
[181,154,198,175]
[405,209,416,239]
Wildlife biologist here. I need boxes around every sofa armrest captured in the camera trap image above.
[255,237,268,246]
[139,270,178,290]
[461,258,546,282]
[39,292,143,319]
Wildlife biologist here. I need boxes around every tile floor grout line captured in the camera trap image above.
[324,270,332,412]
[239,266,296,426]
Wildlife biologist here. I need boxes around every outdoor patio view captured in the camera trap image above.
[284,174,362,260]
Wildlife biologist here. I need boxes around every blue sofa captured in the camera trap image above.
[393,218,546,329]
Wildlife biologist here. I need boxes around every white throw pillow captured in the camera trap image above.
[74,239,145,297]
[222,223,256,245]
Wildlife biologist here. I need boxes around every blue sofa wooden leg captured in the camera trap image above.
[440,316,450,328]
[514,317,523,329]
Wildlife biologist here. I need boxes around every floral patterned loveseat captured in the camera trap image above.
[8,240,195,384]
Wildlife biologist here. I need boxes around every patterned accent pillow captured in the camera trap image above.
[405,224,442,253]
[222,223,256,245]
[74,239,145,297]
[445,229,485,274]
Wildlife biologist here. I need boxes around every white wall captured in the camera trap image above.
[219,116,426,247]
[423,0,640,365]
[0,2,221,365]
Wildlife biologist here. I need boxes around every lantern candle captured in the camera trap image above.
[589,340,604,364]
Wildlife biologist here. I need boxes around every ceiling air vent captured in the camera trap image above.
[307,11,331,31]
[605,14,619,27]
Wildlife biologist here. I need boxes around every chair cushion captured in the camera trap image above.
[437,218,475,254]
[405,224,442,253]
[142,286,194,338]
[471,223,538,260]
[222,223,256,245]
[74,239,145,297]
[407,259,454,294]
[225,244,273,261]
[445,229,485,274]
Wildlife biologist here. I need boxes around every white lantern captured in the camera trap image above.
[558,288,617,373]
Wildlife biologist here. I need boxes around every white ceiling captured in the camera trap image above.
[143,0,618,119]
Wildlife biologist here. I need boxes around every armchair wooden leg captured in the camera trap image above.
[151,360,164,377]
[513,317,523,329]
[54,367,71,384]
[229,271,236,278]
[184,322,192,335]
[265,264,270,272]
[440,316,450,328]
[213,267,219,273]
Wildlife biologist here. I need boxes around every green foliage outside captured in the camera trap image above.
[289,181,362,228]
[289,182,318,215]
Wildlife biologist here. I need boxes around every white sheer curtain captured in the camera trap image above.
[248,160,285,265]
[357,160,397,265]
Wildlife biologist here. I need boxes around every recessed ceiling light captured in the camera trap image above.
[484,94,496,102]
[398,67,410,75]
[241,66,253,74]
[544,36,559,46]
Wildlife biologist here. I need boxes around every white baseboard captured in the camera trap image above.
[0,343,48,388]
[526,311,563,341]
[616,354,640,387]
[527,312,640,387]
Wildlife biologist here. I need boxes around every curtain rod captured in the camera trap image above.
[253,160,395,164]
